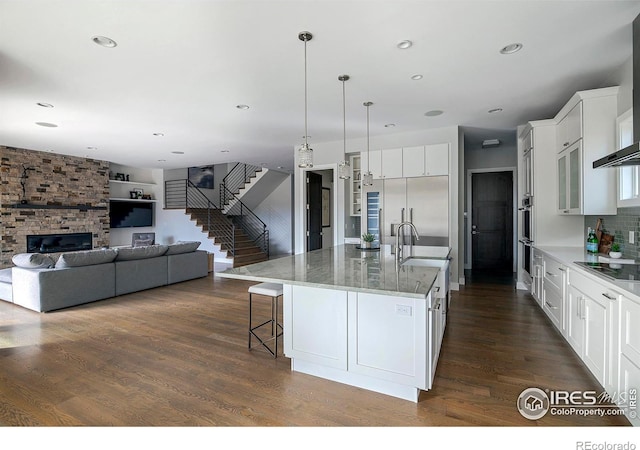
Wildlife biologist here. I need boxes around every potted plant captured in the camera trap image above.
[609,242,622,259]
[361,232,375,249]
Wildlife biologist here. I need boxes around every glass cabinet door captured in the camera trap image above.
[568,143,582,211]
[558,151,567,212]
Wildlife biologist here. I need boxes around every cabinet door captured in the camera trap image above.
[369,149,383,179]
[523,129,534,153]
[619,355,640,426]
[348,291,428,388]
[557,150,568,212]
[558,102,583,151]
[381,147,403,178]
[557,142,582,214]
[523,150,533,198]
[425,143,449,176]
[583,294,607,386]
[402,146,425,177]
[566,284,585,356]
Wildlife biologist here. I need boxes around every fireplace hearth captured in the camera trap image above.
[27,232,93,254]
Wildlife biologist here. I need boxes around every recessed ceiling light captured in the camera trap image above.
[87,146,97,150]
[500,43,523,54]
[488,108,503,114]
[221,150,230,153]
[410,74,423,80]
[236,104,250,110]
[37,102,54,108]
[397,40,413,49]
[92,36,117,48]
[424,110,443,117]
[153,132,164,137]
[171,151,184,154]
[35,122,58,127]
[384,123,396,128]
[277,166,284,169]
[157,159,166,162]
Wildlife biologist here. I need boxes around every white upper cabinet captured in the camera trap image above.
[556,102,583,152]
[381,147,403,178]
[402,146,425,177]
[425,143,449,176]
[364,143,450,180]
[553,87,618,215]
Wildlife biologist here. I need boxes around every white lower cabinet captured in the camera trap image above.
[283,284,442,402]
[620,295,640,426]
[566,269,618,390]
[542,254,566,332]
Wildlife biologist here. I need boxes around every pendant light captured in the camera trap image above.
[337,74,351,179]
[362,101,374,186]
[297,31,314,168]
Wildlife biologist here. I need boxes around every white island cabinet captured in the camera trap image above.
[218,244,450,402]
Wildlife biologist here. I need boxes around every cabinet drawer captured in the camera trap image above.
[543,257,566,289]
[543,282,563,329]
[570,267,619,303]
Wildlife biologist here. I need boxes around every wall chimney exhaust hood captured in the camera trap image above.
[594,13,640,168]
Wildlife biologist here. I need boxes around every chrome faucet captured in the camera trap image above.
[395,222,420,261]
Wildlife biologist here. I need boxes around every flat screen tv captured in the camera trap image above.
[109,201,153,228]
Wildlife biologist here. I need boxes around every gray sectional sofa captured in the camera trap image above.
[0,241,209,312]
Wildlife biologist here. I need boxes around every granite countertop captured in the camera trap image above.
[217,244,449,299]
[534,245,640,302]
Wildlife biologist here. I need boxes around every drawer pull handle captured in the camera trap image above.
[546,301,558,309]
[558,267,566,272]
[545,271,557,277]
[429,299,441,311]
[602,293,616,300]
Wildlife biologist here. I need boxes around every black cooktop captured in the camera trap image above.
[574,261,640,282]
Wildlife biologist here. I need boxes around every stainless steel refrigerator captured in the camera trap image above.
[363,176,449,247]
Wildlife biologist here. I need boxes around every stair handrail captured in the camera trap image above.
[222,163,262,195]
[219,183,269,258]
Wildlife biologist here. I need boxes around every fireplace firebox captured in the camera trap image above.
[27,232,93,254]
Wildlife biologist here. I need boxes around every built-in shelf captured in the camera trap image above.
[109,180,156,186]
[8,203,107,211]
[109,198,157,203]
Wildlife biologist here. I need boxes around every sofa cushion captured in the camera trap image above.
[12,253,55,269]
[133,239,154,247]
[115,244,168,261]
[165,241,201,255]
[55,248,118,268]
[0,268,12,283]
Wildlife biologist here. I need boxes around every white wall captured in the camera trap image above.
[252,174,293,256]
[294,125,462,287]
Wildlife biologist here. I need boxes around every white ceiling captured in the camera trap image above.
[1,0,639,171]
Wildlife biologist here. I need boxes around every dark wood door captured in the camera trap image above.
[471,171,513,271]
[306,172,323,251]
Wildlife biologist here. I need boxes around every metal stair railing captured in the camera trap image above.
[220,183,269,258]
[164,179,237,256]
[222,162,262,196]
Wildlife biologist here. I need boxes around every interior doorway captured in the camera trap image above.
[303,167,335,252]
[306,171,323,251]
[467,169,515,284]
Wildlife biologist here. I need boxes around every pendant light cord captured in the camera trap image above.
[342,79,346,158]
[304,38,308,147]
[366,103,370,168]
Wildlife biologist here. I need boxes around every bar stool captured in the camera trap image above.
[248,282,283,358]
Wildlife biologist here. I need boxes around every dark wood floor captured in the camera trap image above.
[0,272,630,427]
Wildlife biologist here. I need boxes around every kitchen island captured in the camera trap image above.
[217,244,450,402]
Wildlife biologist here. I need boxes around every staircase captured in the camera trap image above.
[186,208,268,266]
[164,178,269,267]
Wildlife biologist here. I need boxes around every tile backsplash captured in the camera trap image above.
[585,208,640,259]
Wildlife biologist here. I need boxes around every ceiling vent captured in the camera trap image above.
[482,139,501,148]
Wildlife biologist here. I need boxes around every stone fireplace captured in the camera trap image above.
[0,146,110,268]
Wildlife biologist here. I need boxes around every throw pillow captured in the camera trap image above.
[55,248,118,268]
[115,244,169,261]
[12,253,55,269]
[165,241,201,255]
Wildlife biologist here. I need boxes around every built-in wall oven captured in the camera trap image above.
[519,197,533,277]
